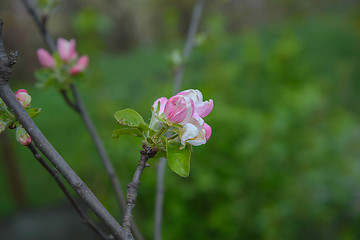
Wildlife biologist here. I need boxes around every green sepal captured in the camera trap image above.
[114,109,145,127]
[166,139,191,177]
[35,69,56,89]
[112,128,143,138]
[27,108,42,119]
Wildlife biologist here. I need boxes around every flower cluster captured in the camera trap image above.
[36,38,89,88]
[38,38,89,74]
[0,89,39,146]
[150,89,213,146]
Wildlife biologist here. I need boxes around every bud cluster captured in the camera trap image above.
[0,89,41,146]
[36,38,89,88]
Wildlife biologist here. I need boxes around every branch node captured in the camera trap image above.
[8,50,19,66]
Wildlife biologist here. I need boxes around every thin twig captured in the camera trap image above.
[19,1,144,239]
[20,0,56,52]
[27,143,111,240]
[154,1,206,240]
[0,18,133,240]
[123,144,156,232]
[173,0,206,93]
[60,89,80,112]
[154,159,165,240]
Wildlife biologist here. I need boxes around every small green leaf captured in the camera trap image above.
[27,108,42,118]
[166,140,191,177]
[138,122,152,132]
[34,69,56,89]
[114,109,145,127]
[112,128,143,138]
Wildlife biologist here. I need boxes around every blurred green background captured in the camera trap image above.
[1,0,360,239]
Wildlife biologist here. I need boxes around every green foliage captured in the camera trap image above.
[166,139,191,177]
[34,69,56,89]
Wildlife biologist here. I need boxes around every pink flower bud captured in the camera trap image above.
[177,89,213,118]
[203,122,211,141]
[164,95,194,124]
[15,89,31,107]
[152,97,168,115]
[69,55,89,75]
[37,48,55,68]
[57,38,78,62]
[16,127,32,146]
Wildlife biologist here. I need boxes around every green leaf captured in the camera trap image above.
[27,108,42,118]
[34,69,56,89]
[138,122,153,132]
[166,140,191,177]
[112,128,143,138]
[154,150,166,159]
[114,109,145,127]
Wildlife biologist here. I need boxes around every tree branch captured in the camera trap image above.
[60,89,80,112]
[154,1,206,239]
[69,84,146,240]
[0,19,133,240]
[123,144,156,232]
[153,159,165,240]
[19,2,144,239]
[27,143,111,240]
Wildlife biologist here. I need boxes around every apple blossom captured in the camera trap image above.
[16,127,32,146]
[57,38,77,62]
[15,89,31,107]
[148,89,212,147]
[164,95,195,124]
[70,55,89,75]
[37,48,55,68]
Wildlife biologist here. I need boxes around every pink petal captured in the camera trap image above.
[58,38,78,62]
[15,89,27,95]
[164,95,194,124]
[196,99,213,118]
[177,89,203,104]
[152,97,168,115]
[37,48,55,68]
[69,55,89,75]
[203,123,212,141]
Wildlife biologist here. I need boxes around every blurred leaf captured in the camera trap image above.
[26,108,42,119]
[34,69,56,89]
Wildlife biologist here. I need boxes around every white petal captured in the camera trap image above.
[181,123,199,145]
